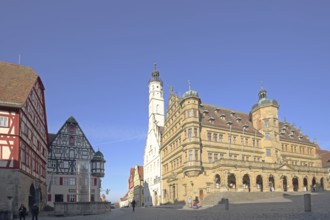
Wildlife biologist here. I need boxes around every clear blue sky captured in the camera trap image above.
[1,1,329,203]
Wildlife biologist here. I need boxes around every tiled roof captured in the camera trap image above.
[199,103,315,145]
[48,133,56,144]
[317,149,330,167]
[138,165,144,180]
[199,103,262,136]
[0,62,39,108]
[279,122,313,144]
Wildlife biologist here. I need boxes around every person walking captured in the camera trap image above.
[131,199,136,212]
[31,203,39,220]
[18,204,27,220]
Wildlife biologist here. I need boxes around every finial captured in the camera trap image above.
[261,81,264,89]
[170,85,173,94]
[188,80,191,90]
[154,63,157,70]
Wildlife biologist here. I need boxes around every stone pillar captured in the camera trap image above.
[7,196,13,220]
[304,194,311,212]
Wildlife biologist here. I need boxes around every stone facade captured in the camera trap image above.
[161,87,328,204]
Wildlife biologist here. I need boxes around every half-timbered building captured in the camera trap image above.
[47,116,105,207]
[0,62,48,214]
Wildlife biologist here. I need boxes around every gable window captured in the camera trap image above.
[266,149,271,157]
[0,116,8,127]
[69,136,75,145]
[69,124,75,133]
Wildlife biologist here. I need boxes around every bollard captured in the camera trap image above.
[304,194,311,212]
[224,198,229,210]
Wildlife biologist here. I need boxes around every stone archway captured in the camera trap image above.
[29,184,36,210]
[227,173,236,189]
[242,174,250,192]
[292,176,299,192]
[312,177,317,192]
[303,177,308,191]
[282,176,288,192]
[215,174,221,189]
[320,178,324,191]
[269,174,275,192]
[256,175,263,192]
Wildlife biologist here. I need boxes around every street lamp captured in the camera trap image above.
[241,124,249,159]
[227,121,233,159]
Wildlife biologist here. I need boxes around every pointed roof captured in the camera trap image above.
[0,62,42,108]
[148,64,163,85]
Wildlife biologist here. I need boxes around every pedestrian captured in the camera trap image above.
[18,204,27,220]
[131,199,136,212]
[31,203,39,220]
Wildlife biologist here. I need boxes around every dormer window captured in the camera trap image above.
[220,113,226,120]
[230,111,236,117]
[203,110,209,116]
[215,108,220,114]
[208,117,215,124]
[236,117,242,123]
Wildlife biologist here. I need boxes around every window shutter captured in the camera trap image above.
[60,177,63,185]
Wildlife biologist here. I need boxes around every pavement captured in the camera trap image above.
[39,192,330,220]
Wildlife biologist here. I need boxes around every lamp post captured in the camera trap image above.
[227,121,233,159]
[241,124,249,160]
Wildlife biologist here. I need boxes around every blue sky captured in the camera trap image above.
[1,1,329,203]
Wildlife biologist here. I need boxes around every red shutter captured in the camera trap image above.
[60,177,63,185]
[94,178,97,186]
[48,194,51,201]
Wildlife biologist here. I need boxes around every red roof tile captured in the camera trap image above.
[0,62,39,108]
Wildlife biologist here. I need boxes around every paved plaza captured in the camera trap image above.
[40,192,330,220]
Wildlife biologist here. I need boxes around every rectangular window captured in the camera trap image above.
[188,150,193,161]
[213,133,217,142]
[208,152,212,162]
[0,116,9,127]
[264,119,269,128]
[194,128,198,137]
[265,133,270,140]
[266,149,271,157]
[48,194,51,202]
[188,128,192,138]
[214,153,218,161]
[207,132,212,141]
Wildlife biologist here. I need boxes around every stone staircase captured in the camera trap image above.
[200,192,285,206]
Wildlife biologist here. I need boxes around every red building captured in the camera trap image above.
[0,62,48,214]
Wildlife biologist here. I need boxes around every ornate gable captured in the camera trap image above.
[48,116,95,174]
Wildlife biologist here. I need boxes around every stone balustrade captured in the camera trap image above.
[54,202,111,216]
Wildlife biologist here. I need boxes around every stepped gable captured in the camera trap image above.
[0,62,40,107]
[317,149,330,167]
[199,103,262,136]
[279,121,314,144]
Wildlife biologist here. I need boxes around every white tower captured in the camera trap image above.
[143,64,164,206]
